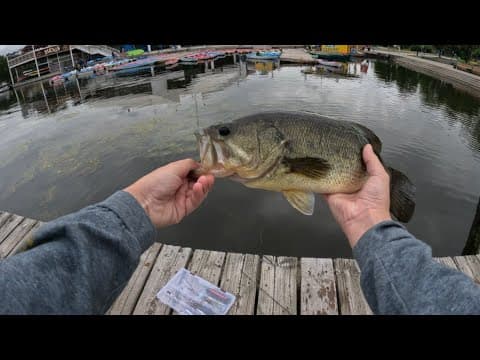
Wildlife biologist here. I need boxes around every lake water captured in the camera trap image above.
[1,58,479,258]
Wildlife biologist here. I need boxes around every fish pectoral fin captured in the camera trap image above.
[282,157,331,179]
[282,190,315,215]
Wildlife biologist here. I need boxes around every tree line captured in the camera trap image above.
[394,45,480,63]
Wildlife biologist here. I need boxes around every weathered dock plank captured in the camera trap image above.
[220,253,260,315]
[9,222,43,256]
[453,256,480,284]
[301,258,338,315]
[334,259,372,315]
[0,212,12,228]
[280,48,316,64]
[0,214,25,245]
[435,257,458,270]
[257,256,297,315]
[108,243,162,315]
[4,210,480,315]
[187,249,226,285]
[0,218,38,258]
[133,245,192,315]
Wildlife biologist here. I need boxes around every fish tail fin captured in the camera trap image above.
[387,167,416,223]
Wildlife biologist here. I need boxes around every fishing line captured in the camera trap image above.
[248,228,297,315]
[240,267,294,315]
[194,92,200,130]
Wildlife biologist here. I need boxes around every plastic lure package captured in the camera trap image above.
[157,268,236,315]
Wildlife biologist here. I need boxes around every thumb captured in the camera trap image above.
[166,159,200,178]
[363,144,387,177]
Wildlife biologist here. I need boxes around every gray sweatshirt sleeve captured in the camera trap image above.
[353,220,480,314]
[0,191,156,314]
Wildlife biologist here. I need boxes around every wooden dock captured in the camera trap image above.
[280,48,317,65]
[1,210,480,315]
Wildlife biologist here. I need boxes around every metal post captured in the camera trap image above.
[53,82,58,102]
[205,61,208,72]
[7,57,15,85]
[194,93,199,129]
[32,45,41,78]
[13,87,20,105]
[211,60,215,70]
[56,51,62,73]
[233,54,237,64]
[69,45,75,69]
[75,76,82,100]
[147,45,152,53]
[40,82,51,113]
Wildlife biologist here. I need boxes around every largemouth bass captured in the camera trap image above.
[193,111,415,222]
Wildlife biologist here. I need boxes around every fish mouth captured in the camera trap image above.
[194,129,211,164]
[194,129,233,178]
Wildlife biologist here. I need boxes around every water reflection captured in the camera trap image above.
[374,60,480,150]
[301,61,361,80]
[1,58,480,258]
[12,80,82,117]
[9,62,247,120]
[0,62,249,221]
[246,60,280,76]
[0,90,18,112]
[374,61,419,94]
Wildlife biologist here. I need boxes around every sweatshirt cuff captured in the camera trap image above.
[352,220,408,270]
[99,190,156,252]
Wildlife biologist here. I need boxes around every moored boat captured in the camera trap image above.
[316,59,344,68]
[49,75,64,85]
[310,51,351,61]
[0,83,11,93]
[110,57,165,71]
[179,50,226,65]
[246,50,282,61]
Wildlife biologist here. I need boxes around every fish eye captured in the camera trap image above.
[218,126,230,136]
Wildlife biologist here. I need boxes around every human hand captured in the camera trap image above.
[124,159,214,228]
[324,144,392,248]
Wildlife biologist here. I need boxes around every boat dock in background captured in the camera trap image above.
[6,46,324,89]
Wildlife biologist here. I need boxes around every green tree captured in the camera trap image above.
[457,45,475,62]
[435,45,480,62]
[472,47,480,61]
[411,45,480,61]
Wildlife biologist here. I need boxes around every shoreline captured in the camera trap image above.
[373,48,480,99]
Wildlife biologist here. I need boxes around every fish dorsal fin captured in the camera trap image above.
[282,157,331,179]
[282,190,315,215]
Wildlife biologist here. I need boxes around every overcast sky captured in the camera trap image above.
[0,45,25,55]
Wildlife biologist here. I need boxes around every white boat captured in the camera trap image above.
[316,59,344,68]
[0,83,11,93]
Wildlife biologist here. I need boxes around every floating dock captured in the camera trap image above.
[1,210,479,315]
[279,48,317,65]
